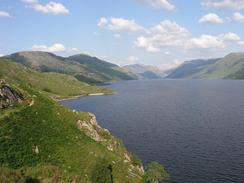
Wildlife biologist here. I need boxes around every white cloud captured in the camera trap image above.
[187,35,225,49]
[98,17,144,32]
[32,43,79,53]
[0,11,11,17]
[134,20,190,52]
[134,36,161,52]
[199,13,224,24]
[137,0,175,11]
[238,40,244,45]
[218,32,241,41]
[22,0,69,15]
[202,0,244,10]
[127,56,139,63]
[134,20,241,53]
[233,12,244,22]
[0,54,4,57]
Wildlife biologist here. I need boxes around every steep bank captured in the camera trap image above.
[0,81,144,182]
[0,59,168,182]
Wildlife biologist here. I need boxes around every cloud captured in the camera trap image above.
[202,0,244,10]
[0,11,11,17]
[0,54,4,57]
[136,0,175,11]
[199,13,224,24]
[134,20,190,52]
[31,43,79,53]
[238,40,244,45]
[134,19,242,53]
[98,17,144,32]
[187,35,225,49]
[134,36,161,52]
[22,0,69,15]
[233,12,244,22]
[218,32,240,41]
[127,56,139,63]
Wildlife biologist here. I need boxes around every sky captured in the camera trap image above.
[1,0,244,70]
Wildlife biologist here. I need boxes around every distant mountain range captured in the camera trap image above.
[6,51,137,84]
[4,51,244,81]
[166,52,244,80]
[123,64,165,79]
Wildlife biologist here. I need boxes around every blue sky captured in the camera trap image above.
[1,0,244,70]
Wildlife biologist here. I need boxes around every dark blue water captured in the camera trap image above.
[62,80,244,183]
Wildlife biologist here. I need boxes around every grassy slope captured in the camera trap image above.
[167,53,244,79]
[0,59,112,99]
[0,59,143,182]
[0,85,142,182]
[7,51,137,84]
[68,54,137,81]
[198,53,244,79]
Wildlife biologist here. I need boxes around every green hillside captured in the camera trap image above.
[167,52,244,79]
[0,58,168,183]
[0,58,112,100]
[68,54,137,81]
[6,51,137,84]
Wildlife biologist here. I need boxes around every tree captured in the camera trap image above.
[143,162,169,183]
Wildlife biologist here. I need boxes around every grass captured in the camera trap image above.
[0,58,168,183]
[0,59,113,99]
[0,82,143,182]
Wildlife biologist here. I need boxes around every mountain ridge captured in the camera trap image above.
[166,52,244,79]
[6,51,137,84]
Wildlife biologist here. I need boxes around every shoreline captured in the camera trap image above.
[55,92,116,102]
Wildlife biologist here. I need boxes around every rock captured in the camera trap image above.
[32,146,39,154]
[77,115,102,142]
[0,79,6,85]
[0,80,23,109]
[76,113,120,151]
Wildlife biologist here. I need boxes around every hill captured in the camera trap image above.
[68,54,137,81]
[0,58,112,100]
[123,64,164,79]
[6,51,137,84]
[0,58,169,182]
[166,52,244,79]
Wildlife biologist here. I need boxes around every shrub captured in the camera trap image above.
[91,158,113,183]
[143,162,169,183]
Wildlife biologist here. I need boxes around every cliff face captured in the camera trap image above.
[0,79,23,109]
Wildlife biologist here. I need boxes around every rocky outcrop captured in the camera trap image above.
[77,113,121,151]
[0,79,23,109]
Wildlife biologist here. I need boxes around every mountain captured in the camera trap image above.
[0,58,112,100]
[167,52,244,79]
[123,64,164,79]
[6,51,137,84]
[68,54,137,81]
[0,58,168,182]
[166,58,220,79]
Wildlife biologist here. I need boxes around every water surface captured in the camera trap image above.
[62,80,244,183]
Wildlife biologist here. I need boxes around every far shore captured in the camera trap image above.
[55,92,116,102]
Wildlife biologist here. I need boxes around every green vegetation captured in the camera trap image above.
[91,158,113,183]
[143,162,169,183]
[0,56,169,183]
[6,51,137,84]
[0,84,143,182]
[167,52,244,80]
[0,59,112,99]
